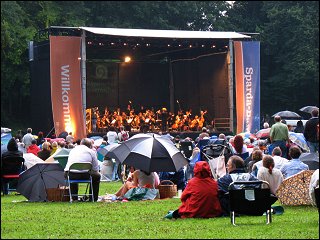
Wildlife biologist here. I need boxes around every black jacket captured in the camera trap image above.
[304,117,319,143]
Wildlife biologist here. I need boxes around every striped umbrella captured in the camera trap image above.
[106,133,189,172]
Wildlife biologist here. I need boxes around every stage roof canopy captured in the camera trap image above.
[50,26,251,39]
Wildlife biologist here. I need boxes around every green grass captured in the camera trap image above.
[1,181,319,239]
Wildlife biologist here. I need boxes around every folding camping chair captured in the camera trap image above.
[64,162,94,203]
[228,180,273,225]
[179,141,194,158]
[1,156,25,195]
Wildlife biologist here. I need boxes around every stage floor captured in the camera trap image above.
[87,130,233,141]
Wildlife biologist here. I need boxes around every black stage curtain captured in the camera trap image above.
[30,41,53,136]
[86,53,229,118]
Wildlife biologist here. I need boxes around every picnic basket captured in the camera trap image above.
[46,185,69,202]
[157,180,177,199]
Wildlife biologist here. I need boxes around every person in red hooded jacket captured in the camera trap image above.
[165,161,222,219]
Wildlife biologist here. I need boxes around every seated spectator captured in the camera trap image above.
[244,146,259,170]
[165,161,222,219]
[50,141,59,156]
[186,147,200,180]
[198,127,210,140]
[217,155,259,215]
[232,135,249,160]
[64,138,101,202]
[27,139,40,156]
[309,169,319,207]
[1,138,24,194]
[159,167,187,191]
[248,149,263,177]
[115,169,158,198]
[257,155,284,195]
[37,142,52,160]
[271,147,289,169]
[280,145,309,179]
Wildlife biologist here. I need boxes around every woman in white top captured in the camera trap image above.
[257,155,284,195]
[115,169,159,197]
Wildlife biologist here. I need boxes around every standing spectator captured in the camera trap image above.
[27,139,40,156]
[37,142,52,160]
[257,155,284,195]
[269,116,290,159]
[263,122,270,129]
[64,138,101,202]
[36,131,45,146]
[15,130,23,142]
[294,120,305,133]
[66,132,75,144]
[280,145,309,179]
[22,128,34,149]
[106,126,119,144]
[304,109,319,153]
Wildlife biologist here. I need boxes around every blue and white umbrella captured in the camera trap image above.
[288,132,309,152]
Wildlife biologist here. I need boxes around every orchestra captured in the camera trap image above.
[86,106,209,133]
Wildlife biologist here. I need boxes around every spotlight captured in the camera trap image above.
[124,56,131,63]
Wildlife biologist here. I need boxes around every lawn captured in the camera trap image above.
[1,181,319,239]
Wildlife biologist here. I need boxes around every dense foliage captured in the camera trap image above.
[1,1,319,127]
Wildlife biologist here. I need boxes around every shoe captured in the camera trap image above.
[272,206,284,215]
[164,210,174,219]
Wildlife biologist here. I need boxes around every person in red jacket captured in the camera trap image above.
[165,161,222,219]
[27,139,40,156]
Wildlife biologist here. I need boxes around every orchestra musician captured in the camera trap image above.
[85,106,212,135]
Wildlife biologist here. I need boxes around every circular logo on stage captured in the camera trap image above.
[95,64,108,79]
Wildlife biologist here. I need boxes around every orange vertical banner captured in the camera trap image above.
[234,41,245,134]
[50,36,86,140]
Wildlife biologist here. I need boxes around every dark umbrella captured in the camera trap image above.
[299,106,319,114]
[272,110,302,119]
[300,152,319,170]
[17,163,66,202]
[106,133,189,172]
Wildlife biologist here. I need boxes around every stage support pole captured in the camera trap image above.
[228,40,234,134]
[81,30,87,132]
[169,59,175,114]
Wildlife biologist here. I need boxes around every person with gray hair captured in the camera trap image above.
[22,128,34,149]
[64,138,101,201]
[263,122,269,129]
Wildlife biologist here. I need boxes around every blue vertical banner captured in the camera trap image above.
[234,41,260,134]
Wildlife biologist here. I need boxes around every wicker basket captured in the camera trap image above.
[157,180,177,199]
[46,186,69,202]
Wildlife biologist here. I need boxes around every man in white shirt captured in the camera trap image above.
[271,147,289,169]
[64,138,100,201]
[22,128,34,149]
